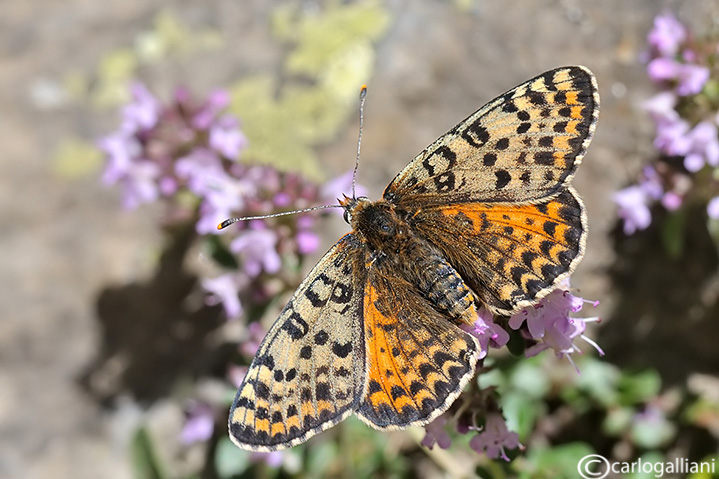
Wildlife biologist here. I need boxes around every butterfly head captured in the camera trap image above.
[338,193,369,225]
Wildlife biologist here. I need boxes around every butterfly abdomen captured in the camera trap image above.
[407,246,479,326]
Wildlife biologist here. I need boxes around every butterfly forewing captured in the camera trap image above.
[228,234,366,451]
[384,66,599,207]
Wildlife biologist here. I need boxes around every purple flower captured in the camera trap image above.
[654,114,691,156]
[708,197,719,219]
[180,402,214,444]
[648,12,687,57]
[202,273,245,319]
[612,185,653,235]
[509,280,603,369]
[230,225,282,277]
[209,115,248,159]
[643,91,678,123]
[250,451,284,468]
[463,307,509,360]
[227,365,248,388]
[121,83,160,132]
[420,413,452,450]
[639,165,664,200]
[683,120,719,172]
[296,230,321,255]
[295,215,320,255]
[647,58,710,96]
[661,191,683,211]
[469,413,520,461]
[676,64,710,96]
[192,89,230,130]
[240,321,266,357]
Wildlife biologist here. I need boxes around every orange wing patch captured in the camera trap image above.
[356,272,479,429]
[416,188,586,316]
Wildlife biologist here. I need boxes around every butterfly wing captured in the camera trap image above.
[383,66,599,207]
[411,187,586,316]
[355,258,479,429]
[229,234,367,451]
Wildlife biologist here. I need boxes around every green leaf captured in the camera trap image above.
[618,369,662,405]
[205,235,240,269]
[661,210,686,259]
[707,217,719,258]
[215,437,250,477]
[130,426,167,479]
[502,391,542,440]
[523,443,595,479]
[602,406,633,436]
[508,357,549,398]
[575,358,621,407]
[630,412,676,449]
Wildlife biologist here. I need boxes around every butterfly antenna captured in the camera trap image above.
[352,84,368,199]
[217,204,342,230]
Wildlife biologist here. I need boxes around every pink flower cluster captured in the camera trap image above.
[98,83,357,319]
[614,12,719,234]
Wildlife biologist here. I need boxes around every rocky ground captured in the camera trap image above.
[2,1,717,478]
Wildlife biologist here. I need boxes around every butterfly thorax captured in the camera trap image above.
[343,197,478,325]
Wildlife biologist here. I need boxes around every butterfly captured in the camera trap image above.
[226,66,599,451]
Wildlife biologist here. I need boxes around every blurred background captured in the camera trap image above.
[2,1,719,478]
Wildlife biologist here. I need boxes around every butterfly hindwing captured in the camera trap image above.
[356,260,479,429]
[413,187,587,316]
[229,234,366,451]
[384,66,599,207]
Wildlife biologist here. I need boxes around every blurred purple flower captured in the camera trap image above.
[227,365,248,388]
[240,321,266,358]
[469,413,520,461]
[192,90,230,130]
[421,413,452,450]
[99,83,248,218]
[648,58,710,96]
[175,148,227,196]
[296,215,320,255]
[661,191,683,211]
[647,12,687,57]
[708,197,719,219]
[209,116,248,159]
[654,114,692,156]
[250,451,284,468]
[612,185,653,235]
[180,402,214,445]
[643,91,678,123]
[202,273,244,319]
[463,306,509,360]
[296,230,321,255]
[639,165,664,200]
[230,226,282,277]
[683,120,719,172]
[121,83,160,132]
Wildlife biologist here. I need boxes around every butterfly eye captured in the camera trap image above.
[343,210,352,224]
